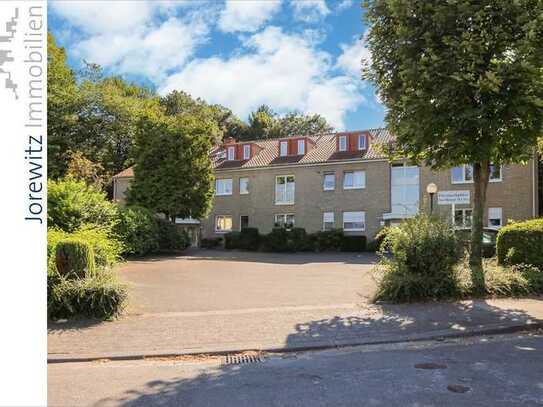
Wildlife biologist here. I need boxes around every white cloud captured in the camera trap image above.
[290,0,330,22]
[336,35,371,77]
[51,1,211,81]
[160,27,364,129]
[73,17,208,80]
[50,1,155,34]
[218,0,282,33]
[336,0,354,13]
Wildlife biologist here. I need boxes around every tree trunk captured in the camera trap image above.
[469,161,490,293]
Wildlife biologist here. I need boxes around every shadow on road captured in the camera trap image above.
[97,299,543,406]
[129,248,379,266]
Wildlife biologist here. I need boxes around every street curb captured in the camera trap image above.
[47,321,543,364]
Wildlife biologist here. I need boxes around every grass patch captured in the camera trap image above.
[374,256,543,303]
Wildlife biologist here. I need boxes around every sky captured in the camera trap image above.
[48,0,386,131]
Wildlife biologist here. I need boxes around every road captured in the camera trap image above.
[48,332,543,407]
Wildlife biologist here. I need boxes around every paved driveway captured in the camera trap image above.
[117,249,378,315]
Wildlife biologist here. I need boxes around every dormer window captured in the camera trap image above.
[280,141,288,157]
[338,135,347,152]
[297,139,305,155]
[243,144,251,160]
[227,146,235,161]
[357,134,366,150]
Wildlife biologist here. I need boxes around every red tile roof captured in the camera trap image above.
[112,167,134,178]
[113,128,393,178]
[211,128,393,170]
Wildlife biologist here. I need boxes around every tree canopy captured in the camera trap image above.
[363,0,543,280]
[126,110,217,221]
[238,104,334,140]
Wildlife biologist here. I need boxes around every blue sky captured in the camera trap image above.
[49,0,385,131]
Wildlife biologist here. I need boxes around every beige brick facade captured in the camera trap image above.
[112,130,538,242]
[201,159,537,240]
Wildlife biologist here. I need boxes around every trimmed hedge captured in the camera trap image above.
[220,227,369,253]
[239,227,261,251]
[48,272,128,320]
[55,239,96,279]
[340,235,367,252]
[497,219,543,267]
[201,237,222,249]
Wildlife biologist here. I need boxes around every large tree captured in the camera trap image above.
[127,110,218,221]
[238,104,334,140]
[364,0,543,289]
[47,33,79,179]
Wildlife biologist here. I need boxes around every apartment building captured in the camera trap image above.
[113,129,538,241]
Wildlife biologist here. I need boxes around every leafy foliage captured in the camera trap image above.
[127,112,216,220]
[156,219,191,252]
[48,178,118,233]
[113,206,160,256]
[55,239,97,279]
[497,218,543,267]
[48,272,128,320]
[48,227,123,270]
[237,104,334,140]
[375,214,461,302]
[65,151,107,189]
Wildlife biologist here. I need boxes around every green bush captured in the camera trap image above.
[375,214,461,302]
[239,227,261,251]
[262,228,290,252]
[48,272,128,320]
[313,229,343,251]
[55,239,96,279]
[48,227,123,270]
[48,178,118,233]
[224,231,241,249]
[340,235,367,252]
[200,237,222,249]
[156,219,190,252]
[114,206,159,256]
[497,219,543,267]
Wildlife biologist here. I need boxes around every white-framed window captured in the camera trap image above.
[239,177,249,194]
[215,178,233,196]
[343,171,365,189]
[323,173,335,191]
[323,212,335,231]
[275,175,295,204]
[488,207,502,228]
[454,208,473,227]
[215,215,232,233]
[274,213,295,229]
[227,146,235,161]
[243,144,251,160]
[343,211,365,231]
[279,141,288,156]
[357,134,366,150]
[297,139,305,155]
[338,135,347,152]
[451,164,502,183]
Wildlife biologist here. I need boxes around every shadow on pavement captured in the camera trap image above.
[98,299,543,406]
[129,248,379,266]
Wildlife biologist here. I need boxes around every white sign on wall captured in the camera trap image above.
[437,190,470,205]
